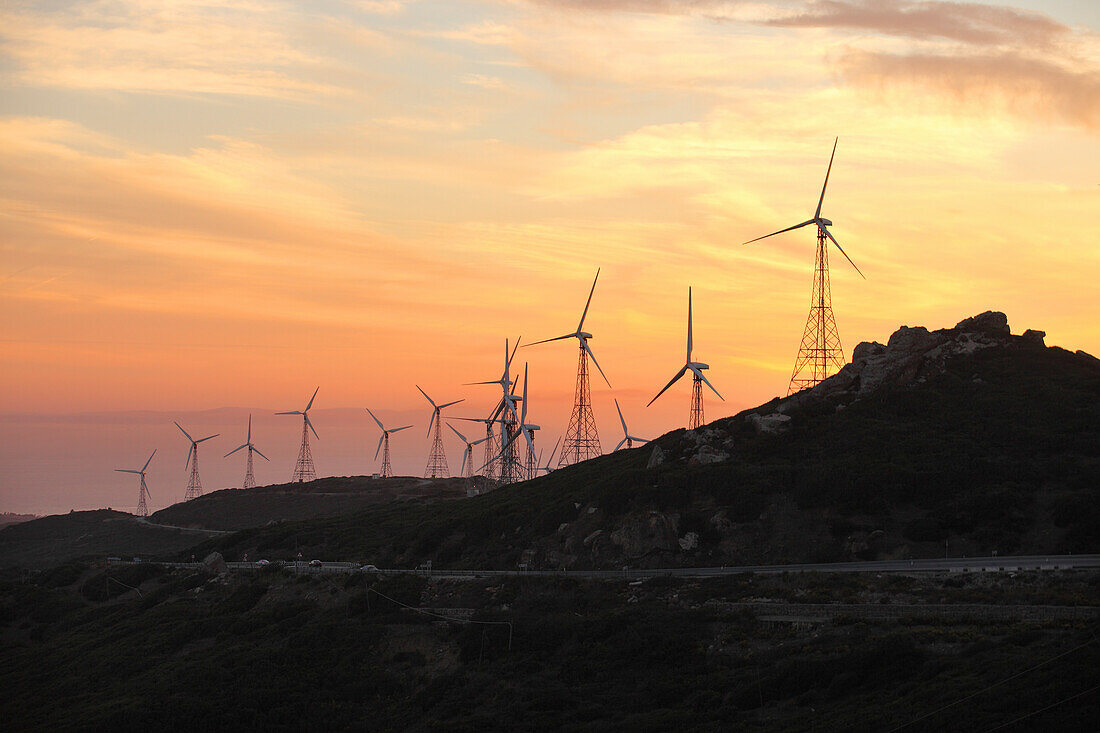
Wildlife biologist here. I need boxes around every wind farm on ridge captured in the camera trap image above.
[114,140,867,516]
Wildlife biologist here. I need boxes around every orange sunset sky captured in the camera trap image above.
[2,0,1099,514]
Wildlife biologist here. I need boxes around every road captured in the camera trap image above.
[116,554,1100,579]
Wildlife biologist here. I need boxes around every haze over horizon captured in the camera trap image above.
[2,0,1099,514]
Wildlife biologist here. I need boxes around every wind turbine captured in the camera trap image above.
[417,385,464,479]
[366,408,411,478]
[537,437,560,475]
[116,450,156,517]
[613,399,649,451]
[527,268,610,468]
[743,137,865,394]
[497,363,539,481]
[447,423,488,479]
[175,422,219,500]
[466,338,522,482]
[276,387,319,483]
[224,414,268,489]
[647,287,723,429]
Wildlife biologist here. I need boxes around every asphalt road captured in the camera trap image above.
[123,554,1100,579]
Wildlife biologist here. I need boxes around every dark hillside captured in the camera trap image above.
[0,510,222,570]
[1,566,1096,730]
[150,475,474,531]
[195,313,1099,569]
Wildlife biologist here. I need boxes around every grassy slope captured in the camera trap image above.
[0,510,222,570]
[192,341,1100,569]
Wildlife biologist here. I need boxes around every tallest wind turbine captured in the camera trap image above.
[277,387,319,483]
[527,268,611,468]
[744,137,865,395]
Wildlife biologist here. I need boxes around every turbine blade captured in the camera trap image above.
[614,437,626,452]
[366,408,385,431]
[185,443,194,471]
[577,267,600,332]
[416,384,437,409]
[426,409,436,438]
[815,136,838,220]
[821,226,866,279]
[143,482,152,499]
[525,333,574,347]
[583,342,612,388]
[306,415,319,440]
[253,445,269,461]
[116,469,141,474]
[390,425,412,433]
[447,422,467,443]
[687,286,693,362]
[647,366,688,407]
[691,366,725,401]
[196,434,219,443]
[521,426,536,458]
[438,399,464,410]
[742,219,814,245]
[275,411,302,416]
[174,421,192,441]
[614,398,628,435]
[520,363,529,423]
[225,443,247,457]
[247,414,252,442]
[630,435,650,445]
[461,446,469,475]
[142,449,156,472]
[306,386,319,411]
[375,434,384,460]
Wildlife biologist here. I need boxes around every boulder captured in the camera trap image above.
[1021,329,1046,346]
[678,532,699,551]
[746,412,792,435]
[646,445,665,468]
[955,311,1009,333]
[610,511,680,556]
[202,551,226,573]
[689,445,728,466]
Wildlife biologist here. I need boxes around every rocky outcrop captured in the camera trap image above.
[791,311,1049,402]
[610,511,680,557]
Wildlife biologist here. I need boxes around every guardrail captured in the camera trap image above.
[105,554,1100,578]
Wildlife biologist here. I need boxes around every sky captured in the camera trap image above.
[2,0,1098,515]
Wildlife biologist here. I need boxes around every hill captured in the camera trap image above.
[149,475,474,531]
[0,510,223,570]
[190,311,1099,569]
[0,476,476,570]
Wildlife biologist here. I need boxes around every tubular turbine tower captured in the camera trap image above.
[276,387,319,483]
[744,138,865,395]
[526,269,611,468]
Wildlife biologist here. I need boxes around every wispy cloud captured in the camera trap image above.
[766,0,1069,47]
[0,0,349,100]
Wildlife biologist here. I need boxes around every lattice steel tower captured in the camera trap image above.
[744,138,865,395]
[116,450,156,518]
[417,386,463,479]
[175,422,219,501]
[367,408,411,479]
[526,269,611,469]
[788,229,846,394]
[559,345,602,465]
[689,374,705,429]
[292,419,317,483]
[277,387,319,483]
[226,414,269,489]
